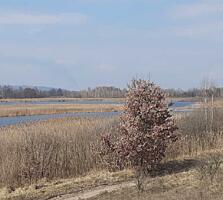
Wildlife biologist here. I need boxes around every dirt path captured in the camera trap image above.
[50,181,135,200]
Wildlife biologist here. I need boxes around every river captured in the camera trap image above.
[0,101,194,127]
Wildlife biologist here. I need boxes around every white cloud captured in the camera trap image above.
[171,2,223,18]
[0,12,88,25]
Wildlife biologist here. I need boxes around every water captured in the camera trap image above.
[0,99,193,107]
[0,112,120,127]
[171,101,194,108]
[0,101,194,127]
[169,101,195,113]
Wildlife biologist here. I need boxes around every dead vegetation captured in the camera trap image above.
[166,107,223,159]
[0,170,134,200]
[0,117,119,189]
[1,104,223,199]
[0,103,122,117]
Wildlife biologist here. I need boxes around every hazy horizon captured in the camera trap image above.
[0,0,223,90]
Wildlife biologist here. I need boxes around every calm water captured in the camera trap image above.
[0,101,194,127]
[0,99,193,107]
[171,101,194,108]
[0,112,120,127]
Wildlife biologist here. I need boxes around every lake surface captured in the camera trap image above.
[0,99,193,107]
[171,101,194,108]
[0,101,194,127]
[0,112,120,127]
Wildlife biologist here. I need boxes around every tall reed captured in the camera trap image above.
[0,117,118,188]
[166,108,223,159]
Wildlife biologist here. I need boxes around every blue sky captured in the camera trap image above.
[0,0,223,90]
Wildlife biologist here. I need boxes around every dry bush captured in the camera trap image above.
[166,108,223,159]
[197,153,223,183]
[100,79,179,191]
[0,117,118,189]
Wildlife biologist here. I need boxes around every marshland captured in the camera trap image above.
[0,81,223,200]
[1,1,223,199]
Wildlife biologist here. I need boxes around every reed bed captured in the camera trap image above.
[0,104,122,117]
[213,99,223,107]
[0,117,118,188]
[166,108,223,159]
[0,107,223,191]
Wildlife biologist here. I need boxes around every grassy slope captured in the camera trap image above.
[94,151,223,200]
[0,170,134,200]
[1,150,223,200]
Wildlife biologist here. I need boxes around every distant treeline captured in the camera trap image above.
[1,85,223,99]
[0,86,127,99]
[166,87,223,98]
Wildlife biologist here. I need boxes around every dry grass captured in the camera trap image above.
[0,117,119,189]
[87,150,223,200]
[213,99,223,108]
[0,103,123,117]
[166,107,223,160]
[92,169,223,200]
[0,97,199,117]
[0,170,134,200]
[0,97,125,103]
[1,106,223,200]
[1,151,223,200]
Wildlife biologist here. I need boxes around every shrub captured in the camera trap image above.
[101,79,178,173]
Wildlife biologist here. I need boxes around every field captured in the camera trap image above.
[0,104,223,200]
[0,98,125,117]
[0,97,222,200]
[0,117,117,190]
[1,0,222,199]
[0,103,122,117]
[0,97,200,117]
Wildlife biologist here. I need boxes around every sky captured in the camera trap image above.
[0,0,223,90]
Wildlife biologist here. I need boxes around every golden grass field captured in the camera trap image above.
[0,97,201,117]
[0,98,223,200]
[0,97,125,117]
[93,151,223,200]
[0,97,125,103]
[0,103,123,117]
[1,144,223,200]
[0,106,223,200]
